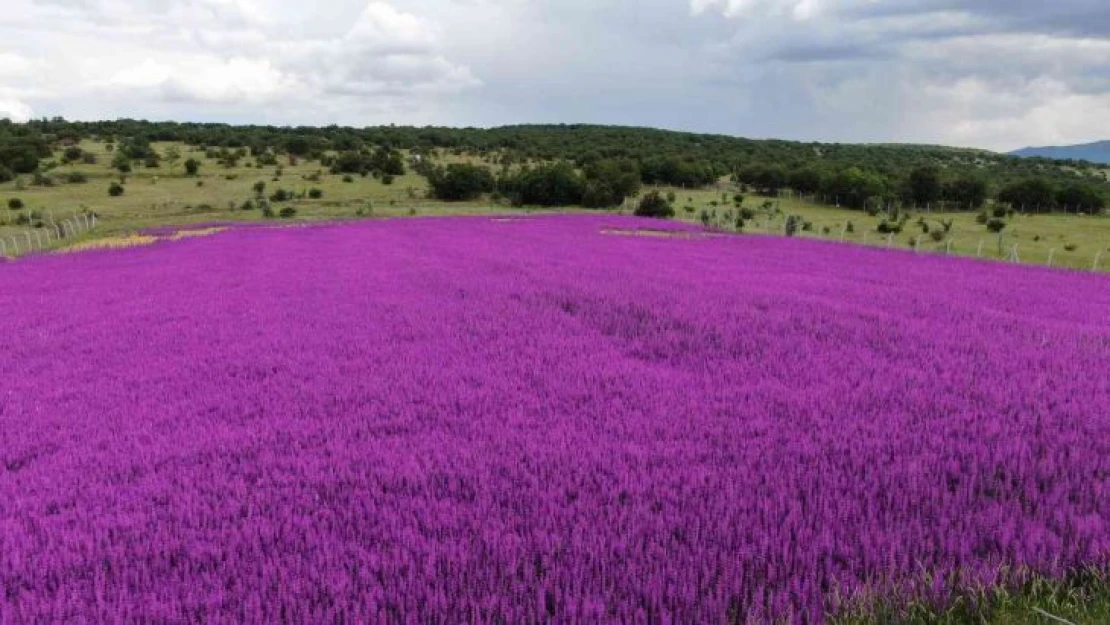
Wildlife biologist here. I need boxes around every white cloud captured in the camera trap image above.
[0,98,34,122]
[0,0,1105,148]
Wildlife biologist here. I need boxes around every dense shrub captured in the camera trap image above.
[998,179,1056,212]
[108,182,124,197]
[1056,185,1105,211]
[8,198,23,210]
[308,189,323,199]
[426,164,495,201]
[279,207,297,218]
[507,163,586,207]
[62,146,84,164]
[986,218,1007,233]
[581,160,641,208]
[634,191,674,219]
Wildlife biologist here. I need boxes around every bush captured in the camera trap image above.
[8,198,24,210]
[930,230,946,242]
[108,182,124,197]
[507,163,586,206]
[382,174,395,186]
[1064,243,1078,252]
[739,207,756,220]
[986,218,1007,233]
[262,204,275,218]
[308,188,323,199]
[976,212,989,225]
[634,191,674,219]
[343,175,354,183]
[66,171,88,184]
[426,164,495,201]
[62,146,84,163]
[279,207,297,218]
[877,220,903,235]
[992,206,1008,218]
[184,158,200,176]
[270,189,291,202]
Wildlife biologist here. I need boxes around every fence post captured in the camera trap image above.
[10,236,19,255]
[945,240,952,255]
[0,238,6,256]
[976,239,984,258]
[862,231,870,246]
[91,214,97,228]
[887,233,893,248]
[24,232,33,251]
[839,224,846,243]
[1047,249,1055,267]
[914,235,921,253]
[1010,245,1020,263]
[1095,251,1104,272]
[34,230,44,249]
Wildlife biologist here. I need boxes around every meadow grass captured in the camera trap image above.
[658,185,1110,272]
[1,141,1107,272]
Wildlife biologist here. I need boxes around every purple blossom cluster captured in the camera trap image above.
[1,215,1108,622]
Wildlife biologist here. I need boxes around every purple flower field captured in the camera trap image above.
[1,215,1108,622]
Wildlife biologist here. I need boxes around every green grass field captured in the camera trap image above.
[2,140,1108,273]
[657,185,1110,272]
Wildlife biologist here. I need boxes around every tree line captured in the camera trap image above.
[1,118,1106,212]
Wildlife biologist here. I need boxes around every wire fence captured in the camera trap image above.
[0,212,98,258]
[743,218,1106,272]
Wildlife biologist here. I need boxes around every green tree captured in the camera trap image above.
[998,179,1057,212]
[635,191,674,218]
[507,163,586,206]
[62,146,84,164]
[944,176,988,210]
[111,152,132,174]
[906,167,942,206]
[1056,185,1105,211]
[184,158,201,176]
[582,160,641,208]
[426,164,495,201]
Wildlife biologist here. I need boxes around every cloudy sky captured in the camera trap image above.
[1,0,1107,151]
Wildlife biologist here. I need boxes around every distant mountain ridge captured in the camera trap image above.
[1010,140,1110,164]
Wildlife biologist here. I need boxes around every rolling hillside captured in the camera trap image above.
[1011,140,1110,164]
